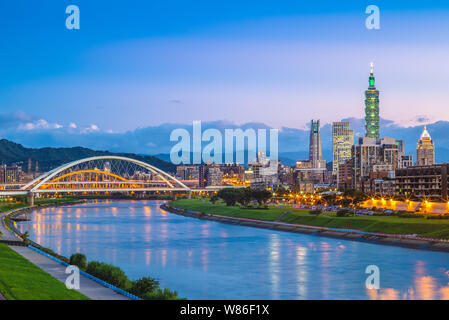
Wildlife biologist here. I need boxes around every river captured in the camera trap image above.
[18,200,449,300]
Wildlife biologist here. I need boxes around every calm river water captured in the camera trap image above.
[18,200,449,299]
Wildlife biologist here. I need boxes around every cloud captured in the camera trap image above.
[80,124,101,134]
[2,112,449,164]
[18,119,62,131]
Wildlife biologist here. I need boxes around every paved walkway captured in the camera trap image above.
[0,211,21,241]
[10,246,130,300]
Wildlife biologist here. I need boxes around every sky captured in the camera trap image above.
[1,1,449,136]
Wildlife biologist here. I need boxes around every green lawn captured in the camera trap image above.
[171,199,291,221]
[0,203,28,213]
[0,198,80,213]
[171,199,449,239]
[0,244,88,300]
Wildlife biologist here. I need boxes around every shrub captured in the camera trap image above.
[309,209,322,215]
[70,253,87,270]
[142,287,184,300]
[129,277,160,297]
[86,261,130,289]
[397,213,424,218]
[426,214,449,220]
[336,209,350,217]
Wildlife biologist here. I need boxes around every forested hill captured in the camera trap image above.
[0,139,176,173]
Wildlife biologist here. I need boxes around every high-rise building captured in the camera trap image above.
[352,136,412,190]
[365,62,380,140]
[416,126,435,166]
[309,120,326,168]
[198,164,223,188]
[396,164,448,201]
[332,122,354,175]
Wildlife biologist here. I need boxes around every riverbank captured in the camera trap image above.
[0,199,129,300]
[4,200,183,300]
[165,200,449,253]
[0,243,88,300]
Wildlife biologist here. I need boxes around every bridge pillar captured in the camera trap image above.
[27,193,34,206]
[188,190,192,199]
[173,193,178,201]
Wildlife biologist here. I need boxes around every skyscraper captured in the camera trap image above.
[309,120,325,168]
[416,126,435,165]
[365,62,380,140]
[332,122,354,175]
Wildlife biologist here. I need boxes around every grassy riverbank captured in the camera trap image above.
[171,199,449,239]
[0,197,82,213]
[0,244,88,300]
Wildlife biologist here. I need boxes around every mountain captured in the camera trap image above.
[3,116,449,164]
[0,139,176,173]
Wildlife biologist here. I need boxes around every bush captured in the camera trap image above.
[129,277,160,297]
[336,209,350,217]
[426,214,449,220]
[309,209,322,215]
[397,213,424,218]
[86,261,130,289]
[142,287,184,300]
[70,253,87,270]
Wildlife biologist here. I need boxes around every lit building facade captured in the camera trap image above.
[248,152,278,190]
[332,121,354,175]
[365,62,380,140]
[352,136,412,190]
[198,164,223,188]
[416,126,435,166]
[309,120,326,168]
[396,164,449,200]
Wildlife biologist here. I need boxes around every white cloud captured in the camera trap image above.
[80,124,101,134]
[18,119,63,131]
[69,122,77,129]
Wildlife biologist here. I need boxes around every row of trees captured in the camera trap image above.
[212,188,272,206]
[318,189,368,208]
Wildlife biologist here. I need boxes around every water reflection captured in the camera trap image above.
[18,200,449,300]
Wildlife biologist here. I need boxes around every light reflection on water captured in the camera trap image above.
[18,200,449,300]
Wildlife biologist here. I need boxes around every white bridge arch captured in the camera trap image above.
[21,156,190,193]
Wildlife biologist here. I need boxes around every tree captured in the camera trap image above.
[70,253,87,270]
[252,190,272,206]
[342,189,367,215]
[322,194,337,206]
[210,194,219,204]
[21,231,30,244]
[217,188,240,206]
[236,188,252,206]
[129,277,160,297]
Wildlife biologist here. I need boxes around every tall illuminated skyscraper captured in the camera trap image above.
[309,120,325,168]
[416,126,435,165]
[332,122,354,175]
[365,62,380,140]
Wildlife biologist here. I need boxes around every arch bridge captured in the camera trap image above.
[0,156,192,203]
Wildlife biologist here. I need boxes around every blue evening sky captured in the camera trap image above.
[0,0,449,133]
